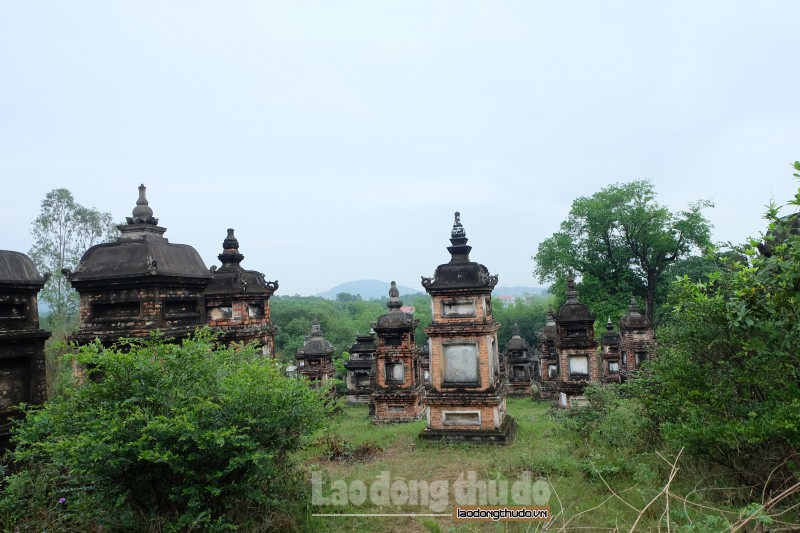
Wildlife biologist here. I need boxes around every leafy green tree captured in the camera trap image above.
[271,294,435,365]
[1,330,329,531]
[634,168,800,489]
[270,296,388,361]
[28,189,116,332]
[403,293,433,346]
[492,295,551,350]
[335,292,362,302]
[534,180,713,322]
[654,251,746,323]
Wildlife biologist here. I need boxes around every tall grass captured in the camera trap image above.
[297,398,799,532]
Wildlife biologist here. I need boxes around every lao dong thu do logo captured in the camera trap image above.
[312,470,552,513]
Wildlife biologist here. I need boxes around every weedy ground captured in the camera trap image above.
[296,398,748,533]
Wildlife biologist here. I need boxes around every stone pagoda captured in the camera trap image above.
[372,282,425,423]
[536,306,559,399]
[619,297,655,378]
[205,229,278,355]
[600,318,621,383]
[419,212,516,442]
[0,251,51,449]
[295,320,335,384]
[504,323,535,396]
[65,185,212,346]
[555,273,598,408]
[343,331,377,404]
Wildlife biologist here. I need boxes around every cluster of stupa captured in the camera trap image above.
[0,185,278,447]
[1,186,654,447]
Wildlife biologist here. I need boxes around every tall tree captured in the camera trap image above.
[28,189,116,330]
[534,180,712,321]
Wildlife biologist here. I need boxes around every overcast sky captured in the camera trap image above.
[2,2,799,296]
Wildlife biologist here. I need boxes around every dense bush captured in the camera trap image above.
[560,383,660,483]
[635,170,800,492]
[0,330,329,531]
[564,382,657,453]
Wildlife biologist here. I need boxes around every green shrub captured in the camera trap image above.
[563,382,658,453]
[1,329,329,531]
[634,170,800,492]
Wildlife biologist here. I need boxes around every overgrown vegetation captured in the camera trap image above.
[9,167,800,531]
[1,330,329,532]
[634,169,800,493]
[300,399,794,532]
[554,166,800,529]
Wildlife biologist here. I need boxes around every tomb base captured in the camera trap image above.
[506,381,533,397]
[419,413,517,443]
[419,389,516,444]
[372,386,426,423]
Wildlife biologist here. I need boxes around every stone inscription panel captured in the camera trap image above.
[443,411,481,426]
[442,298,476,317]
[442,343,479,385]
[569,355,589,378]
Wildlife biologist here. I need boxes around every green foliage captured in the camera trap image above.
[335,292,362,302]
[28,188,117,333]
[635,173,800,489]
[564,383,657,452]
[491,295,551,350]
[271,294,433,361]
[1,330,329,531]
[333,350,349,378]
[403,293,433,346]
[533,179,713,323]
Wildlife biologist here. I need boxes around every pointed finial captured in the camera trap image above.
[606,317,614,331]
[565,271,579,303]
[217,228,244,267]
[223,228,239,251]
[451,211,466,239]
[511,322,522,336]
[128,184,158,224]
[446,210,472,261]
[387,280,402,309]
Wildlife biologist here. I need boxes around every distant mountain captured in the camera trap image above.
[317,280,422,300]
[493,286,549,298]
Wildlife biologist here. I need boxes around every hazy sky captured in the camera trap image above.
[2,2,799,296]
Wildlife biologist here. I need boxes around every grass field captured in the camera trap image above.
[296,398,700,533]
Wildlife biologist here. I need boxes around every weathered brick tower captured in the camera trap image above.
[206,229,278,355]
[0,251,51,449]
[419,213,516,442]
[555,273,598,408]
[65,185,211,346]
[295,320,335,383]
[504,323,534,397]
[372,282,425,422]
[619,297,655,378]
[344,331,377,404]
[600,318,621,383]
[536,306,558,399]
